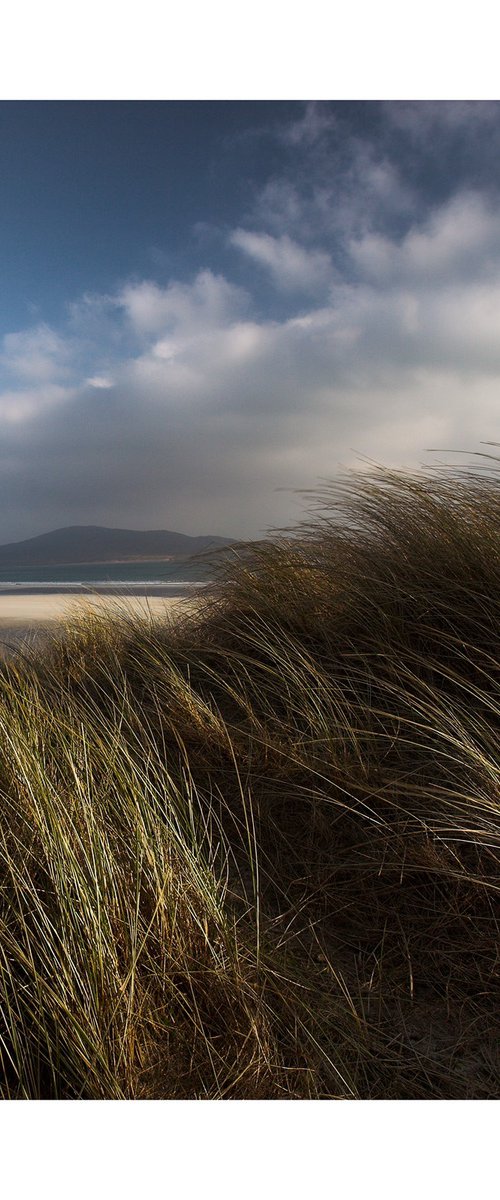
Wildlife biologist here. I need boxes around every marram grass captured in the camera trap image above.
[0,458,499,1098]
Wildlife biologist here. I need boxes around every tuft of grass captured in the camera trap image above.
[0,455,499,1097]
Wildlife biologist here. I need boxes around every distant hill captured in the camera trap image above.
[0,525,236,567]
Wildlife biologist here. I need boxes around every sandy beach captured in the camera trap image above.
[0,593,198,656]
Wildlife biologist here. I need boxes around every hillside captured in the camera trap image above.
[0,525,235,567]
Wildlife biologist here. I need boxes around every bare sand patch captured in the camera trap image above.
[0,594,194,627]
[0,594,200,657]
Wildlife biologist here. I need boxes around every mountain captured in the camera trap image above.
[0,526,236,567]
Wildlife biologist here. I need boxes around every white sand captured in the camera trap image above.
[0,594,206,659]
[0,594,197,636]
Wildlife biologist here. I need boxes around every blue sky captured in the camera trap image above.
[2,100,500,541]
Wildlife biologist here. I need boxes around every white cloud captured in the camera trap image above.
[1,324,71,383]
[230,229,332,292]
[350,192,500,285]
[250,121,417,249]
[1,186,500,540]
[86,376,114,389]
[0,384,74,424]
[118,271,249,338]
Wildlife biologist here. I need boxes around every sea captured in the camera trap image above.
[0,559,213,594]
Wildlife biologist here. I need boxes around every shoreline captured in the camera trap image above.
[0,583,207,596]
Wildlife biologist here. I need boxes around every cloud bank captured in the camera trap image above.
[2,102,500,542]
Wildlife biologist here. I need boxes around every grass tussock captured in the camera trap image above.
[0,456,499,1098]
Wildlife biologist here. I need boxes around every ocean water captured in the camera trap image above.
[0,559,213,588]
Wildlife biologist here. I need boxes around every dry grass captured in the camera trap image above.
[0,456,498,1098]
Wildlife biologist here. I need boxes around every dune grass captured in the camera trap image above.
[0,457,498,1098]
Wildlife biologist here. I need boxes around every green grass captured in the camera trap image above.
[0,455,498,1098]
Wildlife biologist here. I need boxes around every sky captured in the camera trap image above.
[2,99,500,542]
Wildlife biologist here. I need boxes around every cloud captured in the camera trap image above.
[247,140,416,259]
[0,384,74,425]
[118,271,249,338]
[382,100,500,138]
[1,324,71,384]
[349,192,500,286]
[86,376,114,389]
[247,103,500,260]
[230,229,332,292]
[280,101,335,147]
[2,106,500,543]
[2,213,499,543]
